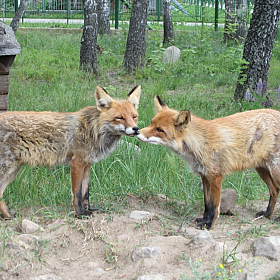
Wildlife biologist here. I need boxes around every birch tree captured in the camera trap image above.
[80,0,99,74]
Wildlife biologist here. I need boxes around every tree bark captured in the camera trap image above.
[224,0,235,42]
[235,0,248,41]
[10,0,29,33]
[80,0,99,74]
[234,0,280,101]
[224,0,247,43]
[97,0,111,35]
[122,0,149,73]
[163,0,174,47]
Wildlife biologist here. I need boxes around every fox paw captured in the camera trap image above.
[256,211,271,219]
[195,217,212,230]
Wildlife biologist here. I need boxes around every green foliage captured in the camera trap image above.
[5,25,280,220]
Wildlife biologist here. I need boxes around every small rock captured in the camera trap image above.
[1,259,8,271]
[87,262,99,269]
[191,231,214,244]
[132,247,162,262]
[137,275,165,280]
[220,189,237,214]
[5,243,21,250]
[117,233,129,241]
[265,236,280,247]
[162,46,181,64]
[252,237,278,261]
[244,272,255,280]
[22,219,44,234]
[33,274,62,280]
[46,219,67,229]
[92,267,105,275]
[18,234,40,245]
[129,211,150,220]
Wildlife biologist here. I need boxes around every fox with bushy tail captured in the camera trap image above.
[0,85,141,219]
[138,95,280,230]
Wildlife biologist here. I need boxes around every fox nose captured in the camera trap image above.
[132,126,139,135]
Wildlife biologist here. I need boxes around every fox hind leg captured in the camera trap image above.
[0,164,22,219]
[256,166,280,219]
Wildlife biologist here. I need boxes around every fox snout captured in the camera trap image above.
[132,126,139,135]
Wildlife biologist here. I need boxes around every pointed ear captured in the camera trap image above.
[174,110,191,130]
[154,95,168,113]
[95,86,113,110]
[126,85,141,109]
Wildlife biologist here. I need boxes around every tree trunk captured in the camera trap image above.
[80,0,99,74]
[235,0,247,41]
[122,0,149,73]
[224,0,247,43]
[97,0,111,35]
[10,0,29,33]
[163,0,174,47]
[234,0,280,102]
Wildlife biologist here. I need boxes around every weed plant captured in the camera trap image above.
[5,25,280,222]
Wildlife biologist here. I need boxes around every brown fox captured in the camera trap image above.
[137,95,280,230]
[0,85,141,219]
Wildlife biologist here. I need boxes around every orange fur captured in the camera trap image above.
[138,95,280,230]
[0,86,141,219]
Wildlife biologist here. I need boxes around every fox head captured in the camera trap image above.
[95,85,141,136]
[137,95,191,150]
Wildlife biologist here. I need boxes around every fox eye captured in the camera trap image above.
[156,127,164,133]
[116,116,124,120]
[133,115,137,119]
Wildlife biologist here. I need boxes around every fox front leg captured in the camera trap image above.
[195,174,223,230]
[70,156,89,217]
[82,164,99,214]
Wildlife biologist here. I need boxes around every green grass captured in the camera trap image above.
[4,25,280,221]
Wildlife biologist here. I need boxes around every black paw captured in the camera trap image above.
[256,211,271,219]
[195,217,212,230]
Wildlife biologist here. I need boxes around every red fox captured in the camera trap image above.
[137,95,280,230]
[0,85,141,219]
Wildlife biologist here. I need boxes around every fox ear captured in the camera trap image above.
[174,110,191,130]
[154,95,168,113]
[126,85,141,109]
[95,86,113,110]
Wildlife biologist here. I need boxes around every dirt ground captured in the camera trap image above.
[1,195,280,280]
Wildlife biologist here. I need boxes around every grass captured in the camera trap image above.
[4,24,280,222]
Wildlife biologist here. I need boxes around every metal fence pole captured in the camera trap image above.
[214,0,218,31]
[67,0,71,24]
[115,0,119,29]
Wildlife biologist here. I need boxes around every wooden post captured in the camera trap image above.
[0,22,21,112]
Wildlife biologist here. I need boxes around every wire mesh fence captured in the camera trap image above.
[0,0,253,25]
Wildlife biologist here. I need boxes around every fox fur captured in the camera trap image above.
[0,85,141,219]
[138,95,280,230]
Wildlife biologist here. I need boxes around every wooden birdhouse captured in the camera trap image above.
[0,21,21,112]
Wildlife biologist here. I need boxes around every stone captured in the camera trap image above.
[252,237,278,261]
[22,219,44,234]
[132,247,162,262]
[0,21,21,56]
[33,274,62,280]
[162,46,181,64]
[46,219,67,229]
[220,188,237,214]
[129,210,150,220]
[137,275,165,280]
[191,231,214,244]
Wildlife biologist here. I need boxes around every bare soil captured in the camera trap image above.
[1,195,280,280]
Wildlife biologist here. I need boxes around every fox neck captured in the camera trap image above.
[179,116,209,174]
[78,107,121,162]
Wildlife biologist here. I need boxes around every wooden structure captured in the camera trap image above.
[0,21,21,112]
